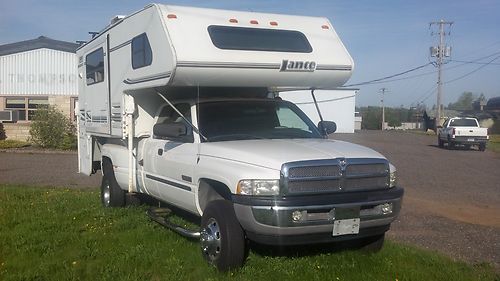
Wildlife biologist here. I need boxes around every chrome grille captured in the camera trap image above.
[288,165,341,178]
[343,177,388,190]
[288,179,341,193]
[282,158,389,195]
[345,164,387,175]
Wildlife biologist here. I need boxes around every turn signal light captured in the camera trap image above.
[167,14,177,19]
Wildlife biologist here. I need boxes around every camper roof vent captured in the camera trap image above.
[110,15,126,25]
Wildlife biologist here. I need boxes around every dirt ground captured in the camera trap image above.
[334,131,500,270]
[0,131,499,269]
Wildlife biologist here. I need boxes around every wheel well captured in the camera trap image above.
[198,179,232,212]
[101,157,112,176]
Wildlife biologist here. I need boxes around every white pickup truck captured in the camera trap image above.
[438,117,489,151]
[76,4,404,271]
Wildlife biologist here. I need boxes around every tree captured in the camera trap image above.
[360,106,382,130]
[448,92,476,110]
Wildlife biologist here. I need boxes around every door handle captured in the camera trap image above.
[158,148,163,156]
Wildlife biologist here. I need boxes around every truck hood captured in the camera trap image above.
[199,138,385,170]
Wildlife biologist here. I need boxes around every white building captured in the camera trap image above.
[280,89,357,133]
[0,36,79,140]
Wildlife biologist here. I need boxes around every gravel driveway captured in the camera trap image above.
[334,131,500,270]
[1,131,499,269]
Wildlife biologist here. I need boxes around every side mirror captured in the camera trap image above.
[318,121,337,135]
[153,123,187,139]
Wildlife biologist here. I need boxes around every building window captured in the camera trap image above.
[5,97,48,121]
[131,33,153,69]
[86,48,105,85]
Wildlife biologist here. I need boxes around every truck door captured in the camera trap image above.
[143,103,198,213]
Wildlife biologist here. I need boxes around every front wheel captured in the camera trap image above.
[100,159,126,207]
[360,234,385,253]
[200,200,245,271]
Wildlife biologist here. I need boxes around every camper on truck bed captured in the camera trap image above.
[77,4,403,271]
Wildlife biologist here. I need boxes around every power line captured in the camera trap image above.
[449,59,500,65]
[410,85,437,105]
[445,54,500,84]
[421,87,437,102]
[342,50,500,88]
[343,63,432,87]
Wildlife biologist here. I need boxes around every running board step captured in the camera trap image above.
[146,207,201,239]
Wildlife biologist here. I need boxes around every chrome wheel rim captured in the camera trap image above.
[200,218,221,263]
[103,182,111,206]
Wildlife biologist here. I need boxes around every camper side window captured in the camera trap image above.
[131,33,153,69]
[86,48,105,85]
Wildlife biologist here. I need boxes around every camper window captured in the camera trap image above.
[131,33,153,69]
[208,25,312,53]
[86,48,105,85]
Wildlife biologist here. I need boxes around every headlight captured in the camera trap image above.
[237,179,279,196]
[389,163,397,188]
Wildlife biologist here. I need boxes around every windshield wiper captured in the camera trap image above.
[206,134,265,142]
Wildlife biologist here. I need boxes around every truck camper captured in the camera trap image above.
[77,4,403,271]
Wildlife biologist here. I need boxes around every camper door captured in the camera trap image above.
[83,36,111,135]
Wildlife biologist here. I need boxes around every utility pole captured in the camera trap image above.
[430,20,453,129]
[380,88,388,130]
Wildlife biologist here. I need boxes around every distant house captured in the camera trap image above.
[424,102,499,131]
[485,97,500,113]
[0,36,79,140]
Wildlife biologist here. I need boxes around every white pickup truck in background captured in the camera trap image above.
[438,117,489,151]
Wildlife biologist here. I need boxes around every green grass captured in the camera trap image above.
[488,134,500,153]
[0,185,498,281]
[0,139,30,149]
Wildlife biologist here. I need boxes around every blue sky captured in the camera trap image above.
[1,0,499,108]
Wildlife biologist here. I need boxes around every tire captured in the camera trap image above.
[360,234,385,253]
[438,136,444,148]
[479,143,486,152]
[100,159,126,207]
[200,200,245,271]
[447,137,454,150]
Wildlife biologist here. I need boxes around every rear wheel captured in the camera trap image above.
[200,200,245,271]
[100,159,126,207]
[479,143,486,152]
[438,136,444,148]
[447,137,454,150]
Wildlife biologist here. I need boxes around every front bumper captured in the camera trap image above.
[232,187,403,245]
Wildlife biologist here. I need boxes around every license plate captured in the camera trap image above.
[332,218,360,236]
[468,138,474,142]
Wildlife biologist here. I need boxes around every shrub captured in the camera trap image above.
[489,118,500,134]
[0,122,5,140]
[29,106,77,150]
[0,139,30,149]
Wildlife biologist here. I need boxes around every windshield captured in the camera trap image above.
[198,100,322,142]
